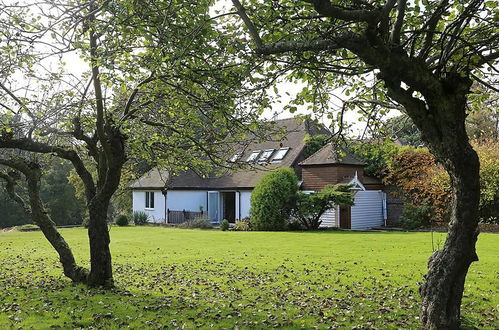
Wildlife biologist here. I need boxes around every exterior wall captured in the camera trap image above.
[350,190,385,229]
[132,190,166,223]
[239,191,252,219]
[302,165,365,190]
[167,190,207,213]
[129,190,254,223]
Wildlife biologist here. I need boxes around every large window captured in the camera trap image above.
[246,150,261,162]
[145,191,155,209]
[258,149,274,163]
[272,148,290,162]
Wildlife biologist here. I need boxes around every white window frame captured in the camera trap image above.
[257,149,274,163]
[272,147,290,162]
[145,191,155,209]
[246,150,261,163]
[230,152,243,163]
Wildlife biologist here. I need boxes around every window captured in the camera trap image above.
[257,149,274,163]
[145,191,155,209]
[272,148,290,162]
[246,150,261,162]
[230,152,242,162]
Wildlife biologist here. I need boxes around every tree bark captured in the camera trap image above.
[0,160,88,283]
[87,197,114,287]
[419,141,480,329]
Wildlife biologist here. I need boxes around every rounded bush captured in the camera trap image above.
[115,214,129,227]
[250,167,298,230]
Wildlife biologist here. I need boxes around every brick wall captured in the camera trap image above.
[301,165,365,190]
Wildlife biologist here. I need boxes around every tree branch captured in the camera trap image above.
[390,0,407,44]
[231,0,263,49]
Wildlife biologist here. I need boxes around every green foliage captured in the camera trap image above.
[232,218,251,231]
[177,217,212,229]
[474,141,499,223]
[132,211,149,226]
[40,160,86,226]
[350,140,401,177]
[0,227,497,328]
[82,217,90,229]
[381,114,423,147]
[0,159,85,228]
[115,215,129,227]
[250,168,299,231]
[303,134,329,158]
[220,219,230,231]
[399,204,435,230]
[293,185,354,230]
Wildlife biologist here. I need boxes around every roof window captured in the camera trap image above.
[230,152,242,162]
[272,148,289,162]
[246,150,261,162]
[257,149,274,163]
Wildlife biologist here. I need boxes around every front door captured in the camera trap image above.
[339,206,351,229]
[222,192,236,223]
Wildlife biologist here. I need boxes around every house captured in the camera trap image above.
[130,117,387,229]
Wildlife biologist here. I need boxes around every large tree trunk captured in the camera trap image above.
[87,197,114,287]
[419,141,480,329]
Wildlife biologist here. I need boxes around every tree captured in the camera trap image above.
[0,0,271,287]
[229,0,499,327]
[381,114,423,146]
[250,167,299,230]
[292,184,353,230]
[0,157,88,283]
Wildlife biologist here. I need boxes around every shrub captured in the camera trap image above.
[115,214,129,226]
[250,167,299,231]
[292,184,354,230]
[399,204,435,230]
[82,217,90,228]
[287,221,303,231]
[132,211,149,225]
[220,219,230,231]
[474,140,499,223]
[177,217,213,229]
[233,218,251,231]
[384,149,451,222]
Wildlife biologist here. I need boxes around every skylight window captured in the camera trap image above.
[230,152,242,162]
[272,148,289,162]
[246,150,261,162]
[257,149,274,163]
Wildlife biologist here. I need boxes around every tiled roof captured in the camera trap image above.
[299,143,365,166]
[130,117,329,190]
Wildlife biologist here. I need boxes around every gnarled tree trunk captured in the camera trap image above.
[419,141,480,329]
[0,160,88,283]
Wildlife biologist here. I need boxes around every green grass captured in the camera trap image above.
[0,227,497,329]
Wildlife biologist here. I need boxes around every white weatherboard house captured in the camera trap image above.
[131,117,387,229]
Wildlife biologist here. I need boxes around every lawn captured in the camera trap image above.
[0,227,497,329]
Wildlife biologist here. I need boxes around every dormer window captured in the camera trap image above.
[272,148,290,162]
[230,152,242,162]
[257,149,274,163]
[246,150,261,162]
